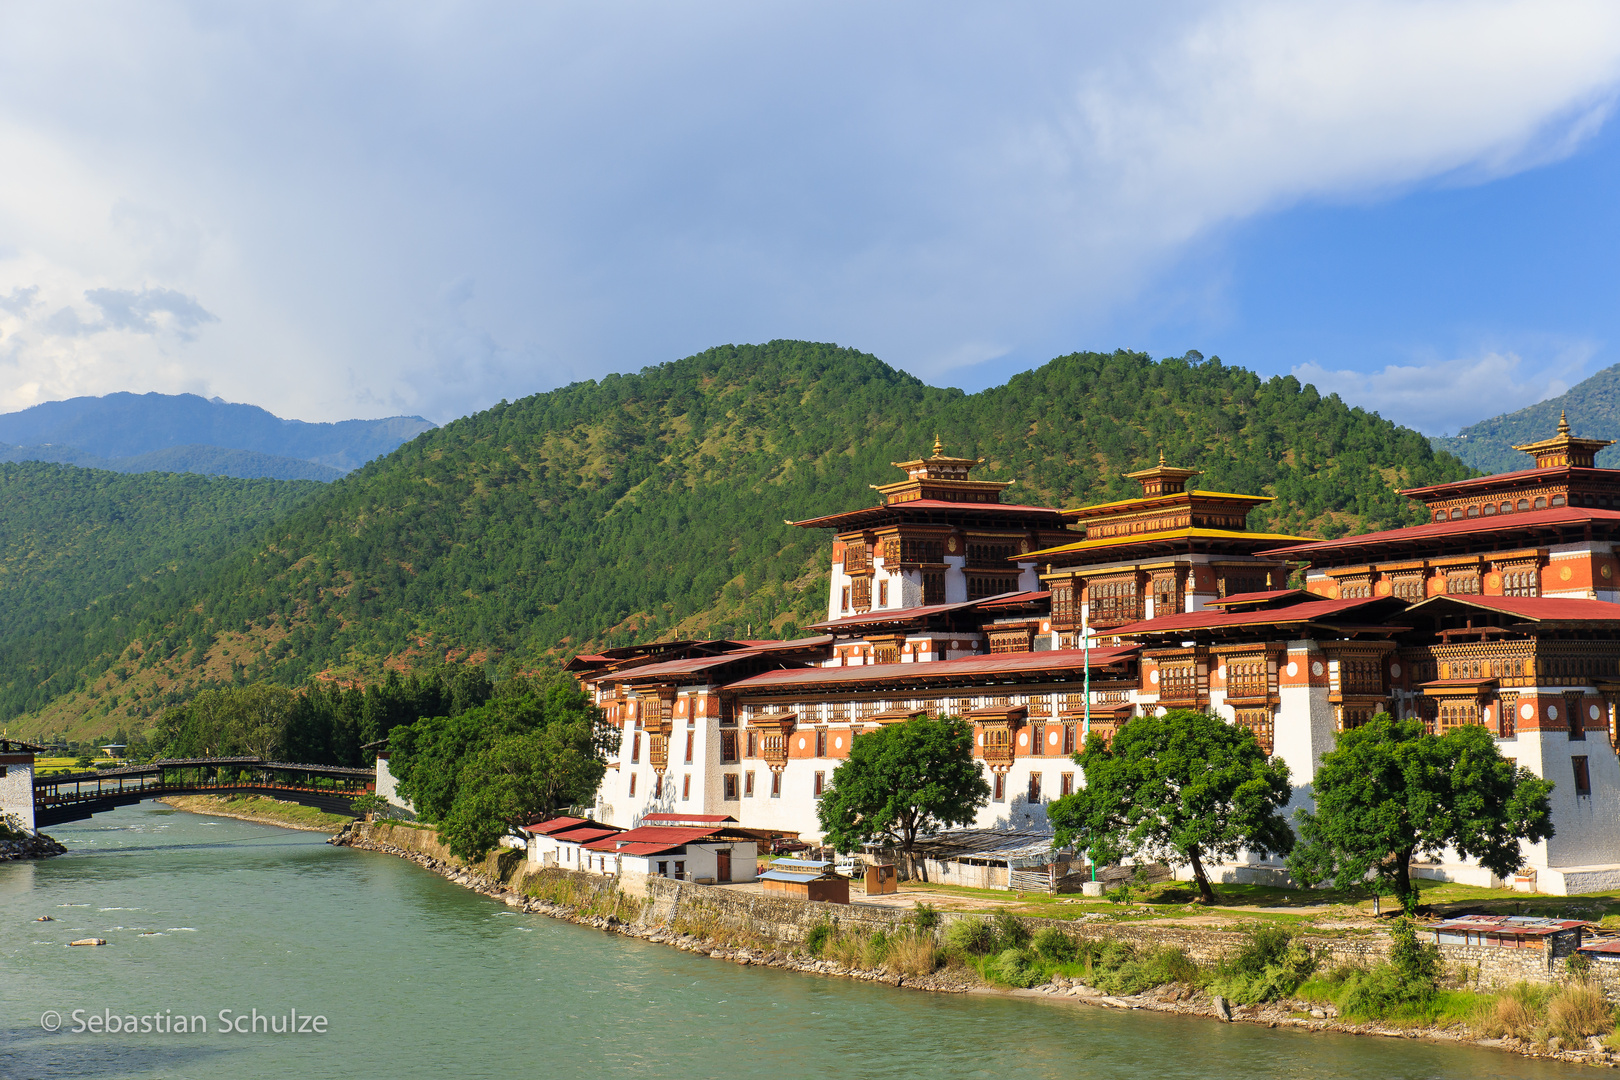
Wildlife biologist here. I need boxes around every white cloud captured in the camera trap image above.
[0,3,1617,420]
[1291,347,1593,434]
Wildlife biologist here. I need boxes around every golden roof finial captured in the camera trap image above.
[1158,448,1166,467]
[932,434,944,457]
[1559,410,1571,436]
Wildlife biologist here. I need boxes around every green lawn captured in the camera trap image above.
[891,876,1620,930]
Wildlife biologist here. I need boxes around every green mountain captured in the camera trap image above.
[1432,362,1620,473]
[0,343,1472,741]
[0,443,345,482]
[0,463,320,701]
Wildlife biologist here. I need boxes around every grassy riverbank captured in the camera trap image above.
[158,794,354,832]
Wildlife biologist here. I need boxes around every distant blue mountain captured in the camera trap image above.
[0,393,436,479]
[0,443,345,482]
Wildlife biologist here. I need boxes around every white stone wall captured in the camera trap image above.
[373,754,414,813]
[1,756,35,833]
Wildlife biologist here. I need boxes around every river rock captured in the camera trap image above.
[1212,996,1232,1022]
[36,915,54,921]
[69,937,107,946]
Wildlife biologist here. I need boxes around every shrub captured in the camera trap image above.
[861,930,892,968]
[909,902,940,931]
[1548,980,1611,1045]
[992,910,1031,952]
[947,918,996,955]
[805,922,833,956]
[990,948,1043,988]
[888,932,943,977]
[1388,917,1440,991]
[1215,923,1318,1004]
[1033,927,1078,964]
[1476,982,1550,1040]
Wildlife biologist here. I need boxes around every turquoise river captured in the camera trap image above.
[0,803,1594,1079]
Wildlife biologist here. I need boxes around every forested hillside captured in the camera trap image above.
[1,343,1472,741]
[0,443,345,482]
[1432,361,1620,473]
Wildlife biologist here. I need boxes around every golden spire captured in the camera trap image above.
[1559,410,1571,435]
[932,434,944,457]
[1158,448,1166,466]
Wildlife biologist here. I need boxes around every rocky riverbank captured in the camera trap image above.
[329,824,1619,1069]
[1,829,66,861]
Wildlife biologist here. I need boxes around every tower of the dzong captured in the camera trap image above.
[788,439,1071,621]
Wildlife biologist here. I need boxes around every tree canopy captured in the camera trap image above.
[1287,714,1555,909]
[389,671,610,861]
[817,715,989,880]
[1049,709,1294,904]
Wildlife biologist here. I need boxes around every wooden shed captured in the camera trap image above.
[760,858,849,904]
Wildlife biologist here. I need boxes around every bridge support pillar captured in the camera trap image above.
[2,744,37,833]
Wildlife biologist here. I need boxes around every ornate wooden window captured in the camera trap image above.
[720,731,738,763]
[748,713,796,772]
[631,731,641,764]
[901,538,944,563]
[1437,701,1481,733]
[1574,756,1592,797]
[878,580,889,607]
[1063,722,1077,754]
[1226,656,1269,700]
[1391,574,1425,602]
[1159,660,1199,702]
[923,571,945,605]
[1444,569,1481,595]
[870,636,902,665]
[649,733,669,773]
[1051,579,1079,629]
[967,574,1019,600]
[1338,577,1372,600]
[1089,577,1141,625]
[840,586,850,612]
[844,539,870,575]
[1061,772,1074,796]
[1337,705,1376,732]
[1566,692,1586,741]
[1234,708,1274,755]
[1219,570,1269,598]
[851,576,872,611]
[988,627,1034,654]
[1027,773,1042,803]
[745,730,757,757]
[1152,573,1179,616]
[1339,657,1383,695]
[966,541,1017,567]
[1503,570,1539,597]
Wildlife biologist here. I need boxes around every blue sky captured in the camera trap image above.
[2,2,1620,434]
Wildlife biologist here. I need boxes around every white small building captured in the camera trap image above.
[523,816,623,872]
[0,738,39,833]
[582,823,758,893]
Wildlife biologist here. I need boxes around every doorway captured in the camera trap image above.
[716,848,731,883]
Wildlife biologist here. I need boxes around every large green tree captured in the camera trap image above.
[390,671,609,860]
[817,715,990,881]
[1288,713,1554,910]
[1049,709,1294,905]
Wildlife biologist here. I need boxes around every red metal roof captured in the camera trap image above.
[1400,465,1620,498]
[583,824,727,855]
[597,638,833,682]
[1205,589,1307,608]
[977,590,1051,609]
[1435,915,1586,937]
[790,499,1069,530]
[641,813,739,824]
[548,826,621,845]
[1263,507,1620,558]
[1108,596,1398,637]
[1407,595,1620,623]
[727,646,1138,692]
[522,816,589,835]
[808,599,986,631]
